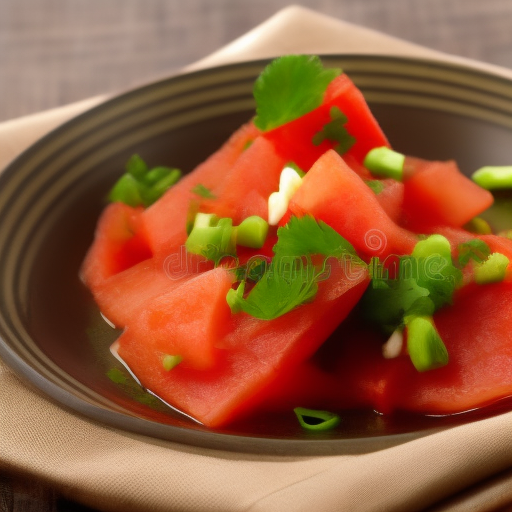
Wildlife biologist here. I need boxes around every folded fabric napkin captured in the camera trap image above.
[1,6,511,512]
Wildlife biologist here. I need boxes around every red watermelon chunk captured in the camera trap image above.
[116,268,235,371]
[394,281,512,414]
[373,178,404,223]
[198,136,286,223]
[402,157,494,233]
[90,257,212,329]
[115,260,369,427]
[141,121,259,259]
[263,74,389,172]
[263,281,512,417]
[80,202,152,290]
[288,150,417,259]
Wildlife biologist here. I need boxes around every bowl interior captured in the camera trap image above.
[1,56,512,454]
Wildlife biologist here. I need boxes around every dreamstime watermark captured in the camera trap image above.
[161,230,455,284]
[163,247,366,282]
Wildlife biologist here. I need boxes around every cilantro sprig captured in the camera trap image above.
[253,55,341,132]
[227,260,319,320]
[273,215,358,261]
[227,216,362,320]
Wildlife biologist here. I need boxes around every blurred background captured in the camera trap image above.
[2,0,512,122]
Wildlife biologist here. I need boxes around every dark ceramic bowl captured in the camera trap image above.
[1,56,511,455]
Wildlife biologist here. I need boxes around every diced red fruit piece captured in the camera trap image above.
[263,74,389,172]
[142,121,260,259]
[80,203,152,289]
[91,257,213,329]
[116,260,369,427]
[118,268,234,371]
[288,150,417,259]
[374,179,404,223]
[267,280,512,417]
[402,157,494,233]
[323,74,390,164]
[395,281,512,414]
[199,136,286,223]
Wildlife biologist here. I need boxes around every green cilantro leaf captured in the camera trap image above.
[192,183,217,199]
[227,216,364,320]
[253,55,341,132]
[273,215,358,260]
[226,258,319,320]
[363,236,462,332]
[363,276,430,329]
[457,239,491,267]
[311,106,356,155]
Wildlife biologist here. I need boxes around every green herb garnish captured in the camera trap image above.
[311,106,355,155]
[366,180,385,194]
[471,165,512,190]
[405,316,449,372]
[162,354,183,371]
[226,259,319,320]
[191,183,217,199]
[227,216,363,320]
[253,55,341,132]
[363,235,460,368]
[294,407,340,431]
[457,239,491,267]
[474,252,510,284]
[364,147,405,181]
[109,154,181,207]
[273,215,358,261]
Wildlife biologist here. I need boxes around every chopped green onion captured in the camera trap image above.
[294,407,340,431]
[106,367,129,385]
[162,354,183,371]
[218,217,236,257]
[236,216,269,249]
[126,154,148,180]
[471,166,512,190]
[412,234,452,261]
[243,140,254,151]
[364,147,405,181]
[141,169,182,206]
[474,252,510,284]
[108,174,143,207]
[464,217,492,235]
[193,213,218,229]
[405,316,449,372]
[143,166,178,186]
[185,214,235,264]
[226,281,245,314]
[109,155,182,207]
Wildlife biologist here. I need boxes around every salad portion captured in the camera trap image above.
[81,56,512,430]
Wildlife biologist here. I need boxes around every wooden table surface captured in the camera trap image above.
[2,0,512,123]
[1,1,512,511]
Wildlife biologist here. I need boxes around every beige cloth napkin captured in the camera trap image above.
[1,6,512,512]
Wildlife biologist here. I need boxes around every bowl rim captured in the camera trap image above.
[1,53,512,455]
